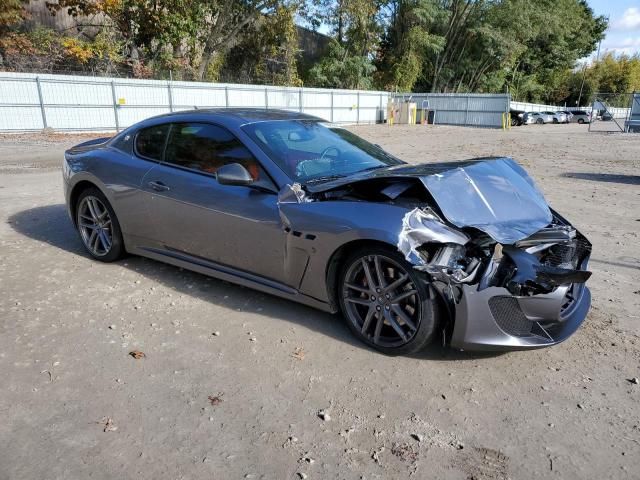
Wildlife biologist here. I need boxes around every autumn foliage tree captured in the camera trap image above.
[0,0,614,101]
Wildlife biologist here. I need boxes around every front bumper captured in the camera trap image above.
[450,279,591,351]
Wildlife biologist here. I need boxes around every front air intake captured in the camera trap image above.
[488,296,533,337]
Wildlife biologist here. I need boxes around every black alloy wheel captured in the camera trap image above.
[339,246,438,355]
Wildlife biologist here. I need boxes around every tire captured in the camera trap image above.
[578,119,585,124]
[553,118,559,124]
[75,187,125,262]
[510,118,517,127]
[338,245,439,355]
[536,118,544,125]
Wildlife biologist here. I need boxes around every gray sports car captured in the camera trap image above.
[63,109,592,354]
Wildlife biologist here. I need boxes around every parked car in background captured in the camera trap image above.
[509,109,523,126]
[557,111,572,123]
[529,112,554,124]
[510,109,526,126]
[541,111,563,124]
[552,112,567,124]
[523,112,535,125]
[569,110,591,124]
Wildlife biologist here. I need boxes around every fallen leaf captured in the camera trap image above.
[129,350,146,359]
[291,347,305,360]
[391,442,418,463]
[97,417,117,432]
[208,393,224,406]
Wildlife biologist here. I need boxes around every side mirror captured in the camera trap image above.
[216,163,254,186]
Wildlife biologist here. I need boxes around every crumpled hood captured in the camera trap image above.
[307,157,552,244]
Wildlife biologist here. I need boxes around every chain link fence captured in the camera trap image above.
[588,93,638,133]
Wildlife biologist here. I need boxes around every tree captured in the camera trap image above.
[375,0,445,91]
[307,39,375,89]
[0,0,28,31]
[373,0,607,97]
[302,0,381,88]
[221,5,302,85]
[48,0,281,80]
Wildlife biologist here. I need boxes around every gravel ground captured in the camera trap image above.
[1,124,639,480]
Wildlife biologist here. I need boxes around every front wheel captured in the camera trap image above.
[578,118,585,124]
[536,118,544,124]
[76,187,125,262]
[338,246,439,355]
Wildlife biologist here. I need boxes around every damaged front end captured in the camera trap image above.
[298,156,592,350]
[399,207,592,351]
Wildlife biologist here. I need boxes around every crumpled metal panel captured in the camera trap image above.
[419,158,552,244]
[397,208,469,263]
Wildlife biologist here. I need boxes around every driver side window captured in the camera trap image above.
[164,122,263,181]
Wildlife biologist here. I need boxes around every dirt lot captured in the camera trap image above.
[1,123,639,480]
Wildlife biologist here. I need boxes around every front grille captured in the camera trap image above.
[488,296,533,336]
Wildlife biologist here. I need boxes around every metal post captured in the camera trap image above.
[299,87,303,113]
[167,81,173,112]
[35,77,48,129]
[264,87,269,109]
[110,80,120,132]
[379,93,383,124]
[465,95,470,126]
[225,86,229,108]
[330,91,334,123]
[356,92,360,124]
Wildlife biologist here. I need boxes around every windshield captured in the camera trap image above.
[242,120,403,183]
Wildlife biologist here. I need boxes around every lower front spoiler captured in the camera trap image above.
[450,283,591,351]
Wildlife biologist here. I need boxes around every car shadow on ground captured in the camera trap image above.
[561,172,640,185]
[9,203,503,361]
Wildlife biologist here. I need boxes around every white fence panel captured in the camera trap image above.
[42,79,112,106]
[117,106,171,128]
[267,88,300,110]
[228,88,266,107]
[115,82,169,107]
[0,72,512,131]
[0,106,43,130]
[0,78,39,104]
[171,84,226,109]
[45,106,114,130]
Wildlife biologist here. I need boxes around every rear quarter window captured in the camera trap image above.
[135,124,170,161]
[110,131,134,154]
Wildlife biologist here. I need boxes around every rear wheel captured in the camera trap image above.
[338,246,439,355]
[578,118,585,124]
[75,187,125,262]
[536,118,544,125]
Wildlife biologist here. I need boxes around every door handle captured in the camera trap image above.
[148,181,170,192]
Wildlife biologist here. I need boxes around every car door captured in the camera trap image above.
[140,122,287,284]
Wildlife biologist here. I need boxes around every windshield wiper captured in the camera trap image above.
[359,165,388,172]
[304,174,346,184]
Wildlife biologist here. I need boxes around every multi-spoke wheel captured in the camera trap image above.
[75,187,124,262]
[339,246,439,355]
